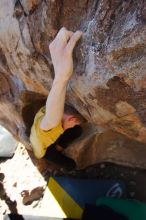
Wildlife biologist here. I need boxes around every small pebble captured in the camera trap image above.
[13,182,17,187]
[133,171,137,176]
[130,192,135,197]
[100,163,106,169]
[129,181,136,186]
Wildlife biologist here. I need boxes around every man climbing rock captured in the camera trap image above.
[30,27,85,167]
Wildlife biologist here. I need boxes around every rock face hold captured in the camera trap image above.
[0,0,146,168]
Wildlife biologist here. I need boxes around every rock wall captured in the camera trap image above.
[0,0,146,150]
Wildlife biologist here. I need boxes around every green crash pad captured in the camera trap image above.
[96,197,146,220]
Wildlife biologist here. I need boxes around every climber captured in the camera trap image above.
[30,27,85,165]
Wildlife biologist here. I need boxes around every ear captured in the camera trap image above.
[69,116,80,124]
[68,115,76,122]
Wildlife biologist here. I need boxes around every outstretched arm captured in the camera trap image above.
[40,27,82,131]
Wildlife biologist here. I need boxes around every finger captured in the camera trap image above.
[55,27,67,39]
[55,27,73,46]
[65,31,74,42]
[66,30,83,53]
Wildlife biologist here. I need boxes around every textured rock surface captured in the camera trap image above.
[64,124,146,169]
[0,0,146,168]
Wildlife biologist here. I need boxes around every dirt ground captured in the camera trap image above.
[0,143,146,219]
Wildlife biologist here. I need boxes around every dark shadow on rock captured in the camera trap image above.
[21,91,46,137]
[64,123,146,170]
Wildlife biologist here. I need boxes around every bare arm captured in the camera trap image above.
[40,27,82,130]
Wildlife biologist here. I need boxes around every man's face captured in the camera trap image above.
[62,114,80,130]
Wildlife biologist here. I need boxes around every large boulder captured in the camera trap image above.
[0,0,146,168]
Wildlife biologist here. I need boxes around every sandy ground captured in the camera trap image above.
[0,144,47,217]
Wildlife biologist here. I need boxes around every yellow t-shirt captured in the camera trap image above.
[30,106,64,159]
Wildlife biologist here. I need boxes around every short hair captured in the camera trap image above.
[64,104,86,124]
